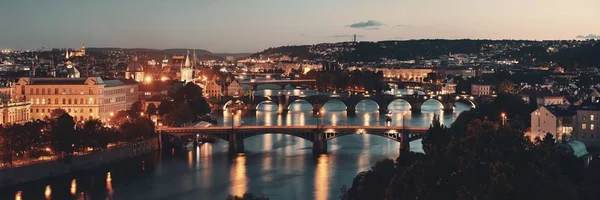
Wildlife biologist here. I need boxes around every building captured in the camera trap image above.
[227,80,244,97]
[378,68,433,82]
[531,105,575,140]
[537,96,568,105]
[66,44,86,59]
[12,77,139,122]
[180,51,194,83]
[126,57,145,82]
[574,104,600,146]
[203,78,222,98]
[471,84,493,96]
[0,102,30,125]
[441,81,457,94]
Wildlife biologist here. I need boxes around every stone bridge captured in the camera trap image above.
[209,94,478,114]
[159,125,428,155]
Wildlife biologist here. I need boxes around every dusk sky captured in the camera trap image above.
[1,0,599,53]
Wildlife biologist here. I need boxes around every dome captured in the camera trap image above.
[126,61,144,72]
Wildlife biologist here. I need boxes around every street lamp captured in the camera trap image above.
[316,109,323,130]
[501,113,507,126]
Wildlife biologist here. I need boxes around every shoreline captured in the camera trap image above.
[0,138,160,188]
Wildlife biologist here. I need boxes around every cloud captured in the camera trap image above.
[329,34,365,38]
[394,24,412,28]
[346,20,384,29]
[576,34,600,40]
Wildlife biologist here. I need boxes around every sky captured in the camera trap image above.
[1,0,599,53]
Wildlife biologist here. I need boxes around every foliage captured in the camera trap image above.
[341,93,597,199]
[157,99,174,116]
[146,103,157,116]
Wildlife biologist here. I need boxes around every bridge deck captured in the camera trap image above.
[159,125,428,136]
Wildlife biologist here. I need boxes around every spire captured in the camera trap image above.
[184,50,191,68]
[66,49,70,59]
[193,49,196,67]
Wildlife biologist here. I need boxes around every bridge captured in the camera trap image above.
[238,79,317,90]
[158,125,428,155]
[211,93,480,114]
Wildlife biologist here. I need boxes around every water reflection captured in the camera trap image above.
[106,172,113,197]
[44,185,51,200]
[355,99,380,112]
[322,99,347,111]
[15,191,22,200]
[70,179,77,195]
[288,100,313,111]
[200,144,213,189]
[229,154,247,197]
[315,155,329,200]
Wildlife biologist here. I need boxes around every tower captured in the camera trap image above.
[180,51,194,83]
[81,44,86,56]
[65,49,70,59]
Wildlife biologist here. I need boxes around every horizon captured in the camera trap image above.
[1,0,599,53]
[5,38,598,54]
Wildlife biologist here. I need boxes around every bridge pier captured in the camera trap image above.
[312,133,328,155]
[442,107,454,113]
[410,108,421,113]
[399,130,410,157]
[228,132,245,154]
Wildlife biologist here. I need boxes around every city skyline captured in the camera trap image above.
[1,0,599,53]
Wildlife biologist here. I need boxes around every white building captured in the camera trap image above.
[537,96,568,105]
[471,84,493,96]
[125,57,145,82]
[531,106,575,140]
[180,51,194,83]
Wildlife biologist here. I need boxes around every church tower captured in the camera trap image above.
[180,51,194,83]
[81,44,86,56]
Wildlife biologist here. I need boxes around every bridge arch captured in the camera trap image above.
[256,100,279,111]
[256,84,282,90]
[355,99,380,112]
[223,100,247,110]
[387,99,412,111]
[421,98,444,110]
[454,98,476,109]
[288,99,313,111]
[322,99,347,111]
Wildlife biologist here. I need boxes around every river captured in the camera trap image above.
[0,90,471,200]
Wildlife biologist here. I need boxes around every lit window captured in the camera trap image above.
[582,124,587,130]
[592,115,595,121]
[592,124,595,130]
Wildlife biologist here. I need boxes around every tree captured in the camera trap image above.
[129,100,143,117]
[146,103,157,116]
[498,80,517,94]
[422,114,451,157]
[80,119,113,150]
[49,108,67,120]
[50,113,76,157]
[157,99,174,116]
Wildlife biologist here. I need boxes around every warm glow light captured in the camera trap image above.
[106,172,114,197]
[229,154,247,197]
[15,191,22,200]
[70,179,77,195]
[160,76,169,81]
[144,76,152,83]
[44,185,51,199]
[315,155,329,200]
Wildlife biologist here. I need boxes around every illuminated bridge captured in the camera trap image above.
[158,125,428,154]
[238,79,317,90]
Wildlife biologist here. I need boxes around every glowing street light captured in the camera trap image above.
[501,113,507,126]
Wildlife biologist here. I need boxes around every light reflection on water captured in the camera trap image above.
[3,92,473,200]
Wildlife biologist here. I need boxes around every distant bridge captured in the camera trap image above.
[210,94,480,114]
[238,79,317,90]
[159,125,427,154]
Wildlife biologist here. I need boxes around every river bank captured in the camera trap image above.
[0,138,160,188]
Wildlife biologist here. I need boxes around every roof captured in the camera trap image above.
[102,78,138,87]
[126,61,144,72]
[544,105,576,117]
[557,140,589,158]
[28,78,88,85]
